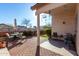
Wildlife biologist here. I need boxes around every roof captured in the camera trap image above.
[31,3,49,10]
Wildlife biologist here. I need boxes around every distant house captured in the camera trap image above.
[0,24,13,36]
[0,24,13,32]
[0,24,28,36]
[17,26,27,32]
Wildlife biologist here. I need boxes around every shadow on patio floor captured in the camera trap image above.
[49,39,76,51]
[7,42,23,50]
[48,39,77,55]
[35,46,40,56]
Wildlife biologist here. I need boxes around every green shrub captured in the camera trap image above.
[40,30,46,35]
[22,31,28,36]
[22,30,33,37]
[28,30,33,36]
[33,30,37,36]
[45,29,51,38]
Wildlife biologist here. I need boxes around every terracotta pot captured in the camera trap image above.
[0,41,6,48]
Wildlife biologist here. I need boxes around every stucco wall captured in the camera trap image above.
[52,4,76,35]
[76,4,79,56]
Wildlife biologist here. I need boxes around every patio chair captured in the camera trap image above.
[53,32,58,37]
[6,33,10,38]
[6,33,20,43]
[52,32,64,41]
[6,33,11,47]
[64,33,74,49]
[6,33,14,40]
[16,32,26,43]
[52,32,58,40]
[17,33,26,39]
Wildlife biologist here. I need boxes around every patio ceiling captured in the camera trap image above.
[52,4,76,16]
[41,4,76,15]
[33,3,67,15]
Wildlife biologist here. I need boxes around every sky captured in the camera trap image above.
[0,3,51,27]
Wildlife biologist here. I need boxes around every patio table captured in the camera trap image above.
[11,32,19,36]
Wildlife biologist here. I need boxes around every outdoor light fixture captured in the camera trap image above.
[63,21,66,24]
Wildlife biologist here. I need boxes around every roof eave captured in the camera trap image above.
[31,3,49,10]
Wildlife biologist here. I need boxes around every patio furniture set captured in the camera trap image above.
[51,32,76,50]
[6,32,26,41]
[0,32,26,48]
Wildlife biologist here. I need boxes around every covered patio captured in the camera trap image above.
[31,3,79,56]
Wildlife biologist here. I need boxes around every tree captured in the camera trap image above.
[43,24,51,31]
[22,18,31,28]
[42,14,51,30]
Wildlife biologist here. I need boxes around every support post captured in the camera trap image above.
[50,10,53,38]
[35,14,40,56]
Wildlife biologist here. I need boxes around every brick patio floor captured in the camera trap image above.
[8,37,61,56]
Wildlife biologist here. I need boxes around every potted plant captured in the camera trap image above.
[0,41,6,48]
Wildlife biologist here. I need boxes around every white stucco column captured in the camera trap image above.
[37,14,40,46]
[76,4,79,55]
[51,10,53,36]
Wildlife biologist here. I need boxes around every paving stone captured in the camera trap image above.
[9,37,61,56]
